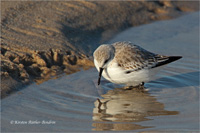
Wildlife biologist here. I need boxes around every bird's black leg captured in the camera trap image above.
[138,82,145,89]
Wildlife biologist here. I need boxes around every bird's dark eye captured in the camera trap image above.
[104,59,109,64]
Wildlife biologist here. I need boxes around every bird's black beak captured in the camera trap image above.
[98,67,104,85]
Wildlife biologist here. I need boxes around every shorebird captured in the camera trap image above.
[93,41,182,87]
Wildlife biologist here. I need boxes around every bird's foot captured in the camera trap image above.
[124,82,145,90]
[138,82,145,89]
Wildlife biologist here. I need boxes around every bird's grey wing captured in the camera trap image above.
[112,42,181,73]
[113,42,156,71]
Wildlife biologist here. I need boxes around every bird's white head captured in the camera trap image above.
[93,44,115,85]
[93,44,115,69]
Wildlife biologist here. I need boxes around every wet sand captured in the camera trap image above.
[1,1,199,98]
[1,11,199,132]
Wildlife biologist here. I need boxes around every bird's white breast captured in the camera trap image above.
[102,61,151,86]
[94,58,160,86]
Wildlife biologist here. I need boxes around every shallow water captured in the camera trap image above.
[1,12,199,132]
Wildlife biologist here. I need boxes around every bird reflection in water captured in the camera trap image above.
[92,87,179,131]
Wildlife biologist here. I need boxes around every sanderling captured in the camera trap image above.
[93,41,182,87]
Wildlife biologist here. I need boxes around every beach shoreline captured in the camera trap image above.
[1,1,199,98]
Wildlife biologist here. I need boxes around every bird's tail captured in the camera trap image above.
[153,56,182,68]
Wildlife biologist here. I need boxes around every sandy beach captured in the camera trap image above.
[1,1,199,97]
